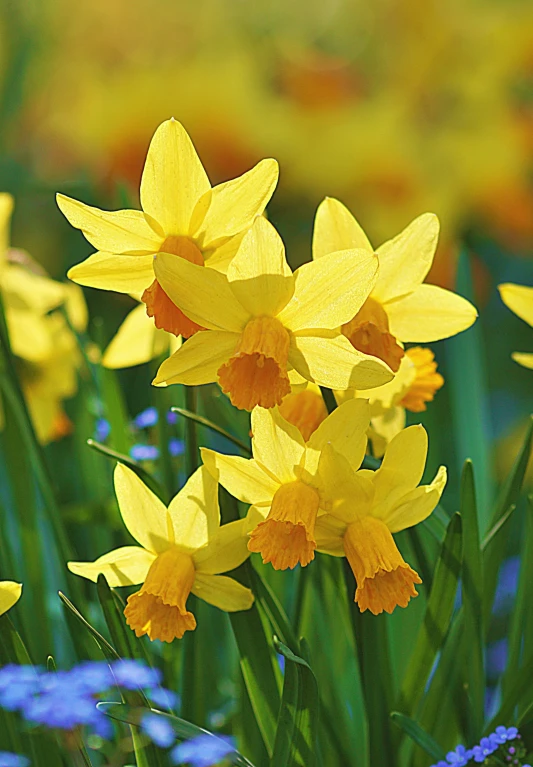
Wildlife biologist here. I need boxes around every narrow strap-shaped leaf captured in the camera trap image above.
[97,575,147,662]
[270,639,300,767]
[0,613,33,665]
[459,461,485,740]
[390,712,446,761]
[86,439,165,500]
[59,591,119,661]
[250,565,299,650]
[171,406,251,456]
[397,513,463,717]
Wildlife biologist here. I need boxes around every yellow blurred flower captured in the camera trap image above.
[58,118,279,339]
[0,581,22,616]
[499,283,533,369]
[102,301,181,369]
[202,399,371,570]
[315,425,446,614]
[69,463,253,643]
[152,216,393,409]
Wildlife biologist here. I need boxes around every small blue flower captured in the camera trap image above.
[446,744,470,765]
[134,407,158,429]
[94,418,111,442]
[0,665,40,711]
[171,734,236,766]
[141,712,176,748]
[111,659,162,690]
[167,411,178,425]
[472,735,498,762]
[169,438,185,457]
[0,753,30,767]
[131,444,159,461]
[148,687,180,710]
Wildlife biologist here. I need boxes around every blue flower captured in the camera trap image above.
[167,411,178,425]
[171,734,236,766]
[111,659,162,690]
[472,736,498,762]
[0,753,30,767]
[148,687,180,710]
[446,744,471,765]
[141,712,176,748]
[94,418,111,442]
[134,407,158,429]
[130,444,159,461]
[0,665,40,711]
[169,438,185,457]
[492,725,518,743]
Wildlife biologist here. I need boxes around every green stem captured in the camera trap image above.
[184,386,199,475]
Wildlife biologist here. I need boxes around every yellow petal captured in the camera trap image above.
[499,283,533,327]
[251,406,306,484]
[385,284,477,342]
[191,573,254,612]
[152,330,237,386]
[191,158,279,248]
[308,398,370,469]
[154,252,250,332]
[226,218,294,317]
[512,352,533,369]
[380,466,447,533]
[373,213,439,302]
[140,119,210,236]
[289,332,393,390]
[64,283,88,332]
[317,444,374,522]
[368,407,406,458]
[194,518,251,574]
[354,353,415,411]
[278,249,378,332]
[168,465,220,552]
[114,463,171,553]
[0,581,22,616]
[0,193,14,271]
[201,448,279,505]
[2,264,66,314]
[5,307,55,362]
[56,194,162,253]
[68,252,155,294]
[204,231,246,272]
[314,515,346,556]
[312,197,373,259]
[103,305,171,369]
[68,547,156,587]
[372,425,429,511]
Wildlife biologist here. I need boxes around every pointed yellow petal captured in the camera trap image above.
[168,465,220,552]
[251,407,305,484]
[140,119,210,236]
[0,581,22,616]
[289,332,393,390]
[192,158,279,247]
[372,425,428,513]
[227,218,294,317]
[312,197,373,259]
[56,194,162,253]
[499,283,533,327]
[194,519,251,574]
[204,231,245,272]
[317,444,374,523]
[154,252,250,332]
[380,466,447,533]
[68,547,155,587]
[201,448,279,505]
[386,283,477,342]
[64,283,88,332]
[152,330,237,386]
[373,213,439,302]
[308,398,370,469]
[369,407,406,458]
[2,264,66,314]
[314,515,346,556]
[512,352,533,369]
[103,305,171,369]
[114,463,171,553]
[67,252,155,294]
[191,573,254,612]
[278,249,378,332]
[5,307,55,362]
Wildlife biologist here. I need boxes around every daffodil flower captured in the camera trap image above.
[499,283,533,369]
[201,399,371,570]
[0,581,22,616]
[68,463,253,642]
[152,217,393,410]
[58,118,279,339]
[314,425,446,614]
[313,197,477,371]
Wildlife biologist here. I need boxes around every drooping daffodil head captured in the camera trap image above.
[313,197,477,371]
[201,398,372,571]
[58,118,279,339]
[0,581,22,617]
[499,283,533,369]
[68,463,253,643]
[152,216,393,410]
[314,425,447,615]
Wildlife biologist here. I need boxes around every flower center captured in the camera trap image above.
[343,516,421,614]
[278,389,328,442]
[142,235,205,338]
[248,480,320,570]
[341,297,404,373]
[124,547,197,642]
[217,315,291,411]
[399,347,444,412]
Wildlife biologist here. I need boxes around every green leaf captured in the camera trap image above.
[59,591,119,661]
[171,406,251,455]
[86,439,165,500]
[459,461,485,740]
[397,513,463,717]
[0,612,33,666]
[390,712,446,760]
[96,574,147,662]
[270,639,299,767]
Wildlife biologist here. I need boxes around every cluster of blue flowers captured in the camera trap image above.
[130,406,185,462]
[0,660,236,767]
[431,726,530,766]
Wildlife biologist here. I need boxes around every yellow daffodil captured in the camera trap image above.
[0,581,22,616]
[69,463,253,642]
[58,118,279,339]
[202,399,371,570]
[102,302,181,369]
[315,425,446,614]
[499,283,533,369]
[152,216,393,410]
[312,198,477,371]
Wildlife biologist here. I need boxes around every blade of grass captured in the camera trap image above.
[390,712,446,761]
[86,439,164,500]
[171,406,251,456]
